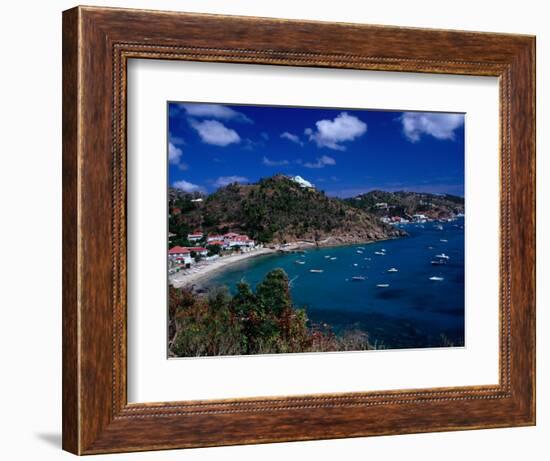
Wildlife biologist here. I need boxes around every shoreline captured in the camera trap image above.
[170,235,404,291]
[170,247,276,290]
[275,234,404,252]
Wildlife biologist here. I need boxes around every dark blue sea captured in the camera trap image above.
[204,219,465,349]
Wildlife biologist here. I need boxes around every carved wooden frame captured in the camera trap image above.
[62,6,535,454]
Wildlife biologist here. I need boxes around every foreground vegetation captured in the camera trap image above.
[168,268,374,357]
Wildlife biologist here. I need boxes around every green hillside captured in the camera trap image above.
[169,175,404,246]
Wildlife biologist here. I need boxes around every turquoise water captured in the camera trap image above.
[204,219,465,349]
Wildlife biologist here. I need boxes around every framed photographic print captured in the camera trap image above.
[62,6,535,455]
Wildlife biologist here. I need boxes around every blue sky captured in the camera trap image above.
[168,102,465,198]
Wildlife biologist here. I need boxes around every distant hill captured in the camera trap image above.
[345,190,464,220]
[169,175,404,246]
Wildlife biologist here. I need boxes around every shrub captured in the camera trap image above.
[168,269,374,357]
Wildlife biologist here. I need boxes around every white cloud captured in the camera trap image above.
[262,156,289,166]
[400,112,464,142]
[304,155,336,169]
[168,142,182,163]
[280,131,303,146]
[306,112,367,150]
[214,176,249,187]
[181,103,252,123]
[168,142,188,170]
[190,120,240,146]
[172,179,204,193]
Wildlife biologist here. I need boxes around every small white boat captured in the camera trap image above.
[330,257,337,260]
[429,276,444,281]
[435,253,450,260]
[353,263,358,267]
[376,284,390,288]
[295,260,306,265]
[358,246,366,250]
[431,259,447,265]
[310,269,324,273]
[381,249,386,252]
[324,255,331,259]
[374,251,386,256]
[356,250,364,254]
[364,257,372,261]
[352,276,366,281]
[387,268,399,272]
[440,239,448,243]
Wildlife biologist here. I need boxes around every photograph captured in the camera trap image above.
[167,102,466,357]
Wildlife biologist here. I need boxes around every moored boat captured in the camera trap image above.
[431,259,447,265]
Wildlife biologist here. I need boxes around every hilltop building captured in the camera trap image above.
[289,175,315,189]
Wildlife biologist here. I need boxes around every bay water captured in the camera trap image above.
[203,219,465,349]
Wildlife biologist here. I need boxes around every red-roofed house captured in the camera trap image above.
[223,233,255,249]
[189,247,208,257]
[207,234,224,243]
[168,246,193,265]
[187,231,204,242]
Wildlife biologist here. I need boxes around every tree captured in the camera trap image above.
[256,269,292,317]
[168,268,374,358]
[206,244,222,256]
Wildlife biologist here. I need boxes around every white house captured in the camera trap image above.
[223,233,255,249]
[207,234,224,243]
[190,247,209,257]
[412,214,428,223]
[187,231,204,242]
[289,175,315,189]
[168,246,193,265]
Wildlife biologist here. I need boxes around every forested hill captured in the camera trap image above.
[345,190,464,220]
[168,175,404,246]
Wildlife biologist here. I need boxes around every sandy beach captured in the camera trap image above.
[169,237,401,291]
[170,247,276,290]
